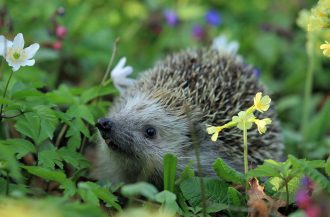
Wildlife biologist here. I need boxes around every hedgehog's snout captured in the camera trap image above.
[96,118,113,139]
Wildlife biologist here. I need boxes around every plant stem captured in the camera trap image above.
[55,124,68,147]
[300,32,315,146]
[0,70,14,123]
[5,170,9,196]
[285,180,289,213]
[185,105,207,217]
[243,123,248,174]
[101,38,120,86]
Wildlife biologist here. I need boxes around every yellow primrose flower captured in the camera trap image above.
[254,118,272,134]
[207,126,223,142]
[307,15,328,31]
[320,41,330,57]
[232,111,255,131]
[253,92,271,113]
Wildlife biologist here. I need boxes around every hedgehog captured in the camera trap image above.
[95,48,283,188]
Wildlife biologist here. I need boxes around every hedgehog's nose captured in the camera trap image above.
[96,118,112,132]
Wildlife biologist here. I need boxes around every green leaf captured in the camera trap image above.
[0,143,22,182]
[289,155,330,194]
[38,149,63,170]
[179,177,228,208]
[78,182,121,210]
[67,104,95,125]
[176,161,195,184]
[121,182,159,201]
[326,157,330,177]
[80,85,116,103]
[155,190,179,214]
[163,153,177,192]
[247,159,283,178]
[46,85,77,105]
[266,176,301,203]
[58,147,90,170]
[212,158,245,185]
[15,106,59,145]
[3,139,36,159]
[22,166,76,197]
[304,99,330,142]
[227,187,243,206]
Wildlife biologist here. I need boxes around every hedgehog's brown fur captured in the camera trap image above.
[96,49,283,188]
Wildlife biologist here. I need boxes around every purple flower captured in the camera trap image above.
[164,9,179,26]
[295,190,311,209]
[205,10,222,26]
[192,25,205,40]
[252,68,261,78]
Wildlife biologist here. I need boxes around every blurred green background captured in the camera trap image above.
[0,0,329,159]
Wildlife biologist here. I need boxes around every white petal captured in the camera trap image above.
[0,36,12,56]
[11,64,20,71]
[13,33,24,49]
[112,57,126,75]
[0,36,6,56]
[25,43,40,59]
[22,59,35,66]
[111,57,131,78]
[227,42,239,54]
[120,66,133,77]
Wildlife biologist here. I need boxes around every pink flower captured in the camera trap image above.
[52,41,62,50]
[295,190,311,209]
[305,205,321,217]
[55,26,67,38]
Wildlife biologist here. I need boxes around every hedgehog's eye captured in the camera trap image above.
[145,127,157,139]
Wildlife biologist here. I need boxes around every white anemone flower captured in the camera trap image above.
[211,35,239,55]
[111,57,135,94]
[0,33,40,71]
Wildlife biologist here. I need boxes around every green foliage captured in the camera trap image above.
[213,158,245,185]
[289,155,330,194]
[155,190,180,215]
[22,166,76,197]
[121,182,159,201]
[77,182,121,210]
[163,153,177,192]
[180,177,228,213]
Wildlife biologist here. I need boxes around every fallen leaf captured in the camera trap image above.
[247,178,287,217]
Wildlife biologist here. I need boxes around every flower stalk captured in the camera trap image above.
[0,70,13,122]
[207,92,272,174]
[300,32,315,148]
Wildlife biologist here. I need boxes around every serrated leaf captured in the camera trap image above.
[46,85,77,105]
[66,118,90,138]
[180,177,228,208]
[289,155,330,194]
[38,149,63,170]
[247,160,282,178]
[163,153,177,192]
[212,158,245,185]
[78,182,121,210]
[227,187,243,206]
[121,182,158,201]
[3,139,35,159]
[58,147,90,170]
[67,104,95,125]
[0,143,22,182]
[80,85,116,103]
[22,166,76,197]
[15,106,58,145]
